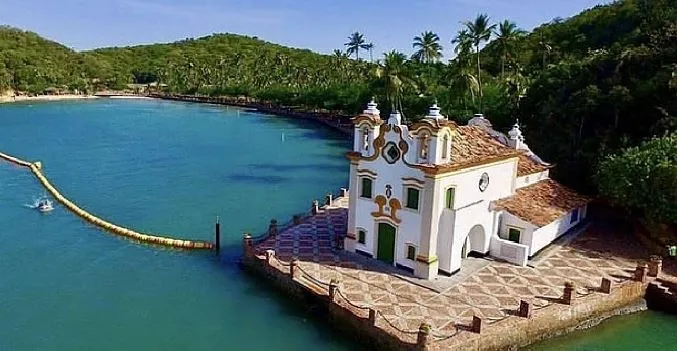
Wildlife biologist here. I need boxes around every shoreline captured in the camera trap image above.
[105,95,153,100]
[150,93,354,136]
[0,94,99,104]
[0,93,154,105]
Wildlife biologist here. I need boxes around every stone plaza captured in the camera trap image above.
[244,194,661,350]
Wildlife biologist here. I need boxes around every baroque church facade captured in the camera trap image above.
[343,100,591,280]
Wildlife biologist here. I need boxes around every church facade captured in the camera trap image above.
[344,100,591,280]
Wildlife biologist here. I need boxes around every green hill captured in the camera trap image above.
[0,26,88,93]
[0,27,371,109]
[82,33,372,109]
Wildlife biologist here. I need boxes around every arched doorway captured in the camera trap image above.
[376,223,396,264]
[462,225,486,258]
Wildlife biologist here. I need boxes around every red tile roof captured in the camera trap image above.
[449,126,523,169]
[493,179,592,227]
[517,154,551,176]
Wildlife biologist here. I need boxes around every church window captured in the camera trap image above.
[360,178,373,198]
[418,134,429,160]
[361,128,370,151]
[405,187,420,210]
[441,136,448,159]
[570,208,580,224]
[382,142,400,164]
[445,188,455,209]
[358,229,366,244]
[508,228,521,243]
[406,245,416,260]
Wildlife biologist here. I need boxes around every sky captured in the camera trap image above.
[0,0,608,58]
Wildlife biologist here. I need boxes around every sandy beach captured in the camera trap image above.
[107,95,153,100]
[0,94,99,104]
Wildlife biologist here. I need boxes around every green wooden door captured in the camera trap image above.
[376,223,396,264]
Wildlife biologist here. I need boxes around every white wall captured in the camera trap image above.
[529,205,588,256]
[515,169,549,189]
[434,158,519,274]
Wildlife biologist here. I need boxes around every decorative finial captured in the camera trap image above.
[426,102,444,120]
[363,98,380,116]
[508,120,522,140]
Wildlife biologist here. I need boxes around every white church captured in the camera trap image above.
[343,100,591,280]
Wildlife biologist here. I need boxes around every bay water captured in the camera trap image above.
[1,99,676,350]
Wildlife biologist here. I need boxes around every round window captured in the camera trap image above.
[479,172,489,192]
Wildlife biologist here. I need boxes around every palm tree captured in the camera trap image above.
[446,63,479,111]
[412,31,443,64]
[344,32,370,61]
[374,50,416,118]
[463,14,496,111]
[364,43,375,62]
[494,20,525,77]
[538,34,552,69]
[332,49,348,59]
[452,29,473,57]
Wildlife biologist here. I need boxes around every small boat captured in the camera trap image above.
[37,199,54,213]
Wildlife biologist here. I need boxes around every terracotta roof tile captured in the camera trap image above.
[517,154,551,176]
[493,179,592,227]
[449,126,522,168]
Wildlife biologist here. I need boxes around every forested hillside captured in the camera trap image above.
[1,0,675,201]
[0,26,88,92]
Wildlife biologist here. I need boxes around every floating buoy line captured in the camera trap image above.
[0,151,215,250]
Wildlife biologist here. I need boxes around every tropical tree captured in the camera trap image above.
[538,34,553,69]
[364,43,375,62]
[445,62,479,112]
[596,133,677,224]
[345,32,370,61]
[494,20,526,77]
[332,49,347,58]
[608,85,632,129]
[412,31,443,64]
[373,50,416,117]
[463,14,496,111]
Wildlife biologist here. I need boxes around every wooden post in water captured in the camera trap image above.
[215,216,221,254]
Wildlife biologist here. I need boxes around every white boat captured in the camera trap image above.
[37,199,54,213]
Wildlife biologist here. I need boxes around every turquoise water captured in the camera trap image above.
[0,99,356,351]
[2,99,677,351]
[529,310,677,350]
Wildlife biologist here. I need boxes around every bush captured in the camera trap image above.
[596,132,677,224]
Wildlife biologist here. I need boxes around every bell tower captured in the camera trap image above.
[411,103,455,165]
[352,99,382,157]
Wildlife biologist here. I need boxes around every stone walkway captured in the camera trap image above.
[254,196,648,343]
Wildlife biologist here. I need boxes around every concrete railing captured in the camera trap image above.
[490,236,529,266]
[0,151,214,250]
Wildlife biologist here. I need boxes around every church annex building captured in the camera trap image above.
[343,101,591,280]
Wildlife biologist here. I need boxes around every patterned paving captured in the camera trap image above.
[254,195,648,344]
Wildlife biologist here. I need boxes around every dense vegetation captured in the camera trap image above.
[597,133,677,224]
[0,26,89,92]
[1,0,676,222]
